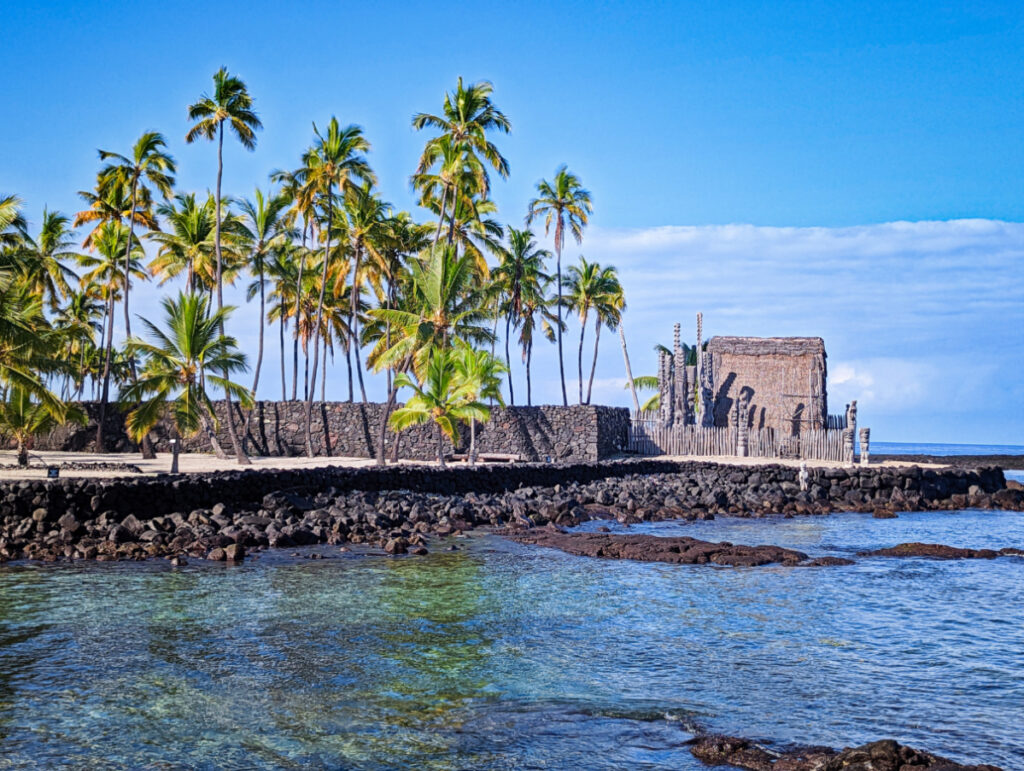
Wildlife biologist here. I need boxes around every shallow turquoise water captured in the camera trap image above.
[1,509,1022,769]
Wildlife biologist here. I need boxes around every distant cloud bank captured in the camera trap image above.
[577,219,1024,443]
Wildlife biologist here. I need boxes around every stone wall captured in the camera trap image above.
[35,401,631,463]
[0,459,1009,531]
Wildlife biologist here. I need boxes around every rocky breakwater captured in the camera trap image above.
[688,735,1001,770]
[0,459,1019,564]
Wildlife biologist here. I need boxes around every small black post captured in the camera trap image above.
[169,439,180,474]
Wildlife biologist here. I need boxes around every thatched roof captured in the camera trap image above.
[707,336,825,357]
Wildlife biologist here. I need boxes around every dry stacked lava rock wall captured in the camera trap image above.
[36,402,631,463]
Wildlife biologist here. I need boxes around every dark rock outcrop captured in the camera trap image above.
[687,735,1001,770]
[503,529,814,567]
[858,543,1023,560]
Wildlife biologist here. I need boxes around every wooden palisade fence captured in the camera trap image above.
[629,412,850,461]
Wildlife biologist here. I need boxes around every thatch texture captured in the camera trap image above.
[707,336,828,435]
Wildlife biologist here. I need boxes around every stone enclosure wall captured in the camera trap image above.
[36,401,631,463]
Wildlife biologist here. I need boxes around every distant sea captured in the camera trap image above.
[873,441,1024,482]
[873,441,1024,457]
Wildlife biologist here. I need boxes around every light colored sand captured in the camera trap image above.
[0,450,393,480]
[0,450,949,481]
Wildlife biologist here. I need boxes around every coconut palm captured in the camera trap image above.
[0,194,27,250]
[341,181,389,403]
[76,220,148,448]
[238,188,294,401]
[17,209,80,308]
[293,118,373,453]
[390,346,488,467]
[518,280,561,406]
[527,166,593,406]
[121,292,251,457]
[0,291,53,408]
[97,131,176,365]
[73,178,157,250]
[54,285,104,398]
[368,243,493,465]
[565,257,623,404]
[413,77,510,244]
[186,66,261,465]
[452,340,506,464]
[0,385,84,467]
[492,227,550,404]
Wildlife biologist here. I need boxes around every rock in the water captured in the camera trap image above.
[858,542,1003,560]
[384,537,408,555]
[224,543,245,561]
[207,547,226,561]
[687,734,1001,771]
[502,530,812,567]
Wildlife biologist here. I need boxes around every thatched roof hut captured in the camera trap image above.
[707,336,828,435]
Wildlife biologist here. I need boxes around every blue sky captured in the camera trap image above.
[3,1,1023,443]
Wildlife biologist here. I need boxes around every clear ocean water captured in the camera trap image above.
[1,506,1022,769]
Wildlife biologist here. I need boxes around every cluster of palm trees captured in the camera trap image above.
[0,71,636,466]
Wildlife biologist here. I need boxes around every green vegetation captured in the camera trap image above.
[2,71,630,465]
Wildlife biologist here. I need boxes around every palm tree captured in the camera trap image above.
[368,243,493,465]
[54,285,104,398]
[413,77,510,244]
[294,118,373,453]
[238,188,293,402]
[0,385,83,467]
[97,132,176,363]
[565,257,623,404]
[77,220,148,448]
[492,227,550,404]
[0,194,27,250]
[73,177,157,249]
[186,66,261,465]
[17,209,80,308]
[390,346,488,467]
[527,166,593,406]
[518,280,561,406]
[121,292,251,457]
[452,340,506,464]
[342,181,389,403]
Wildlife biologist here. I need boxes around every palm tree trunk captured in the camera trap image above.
[213,123,251,465]
[198,402,228,459]
[349,244,367,403]
[436,423,445,467]
[280,316,287,400]
[95,289,117,452]
[242,265,267,453]
[16,438,28,468]
[469,418,476,466]
[586,318,602,405]
[504,312,514,405]
[526,338,533,406]
[321,338,328,402]
[555,239,567,406]
[123,176,156,461]
[433,185,449,246]
[345,343,353,402]
[578,310,587,405]
[305,183,332,457]
[619,322,640,413]
[292,227,305,400]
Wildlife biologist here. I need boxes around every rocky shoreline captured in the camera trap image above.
[687,734,1001,770]
[0,460,1020,564]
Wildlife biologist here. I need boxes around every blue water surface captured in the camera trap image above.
[0,509,1022,769]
